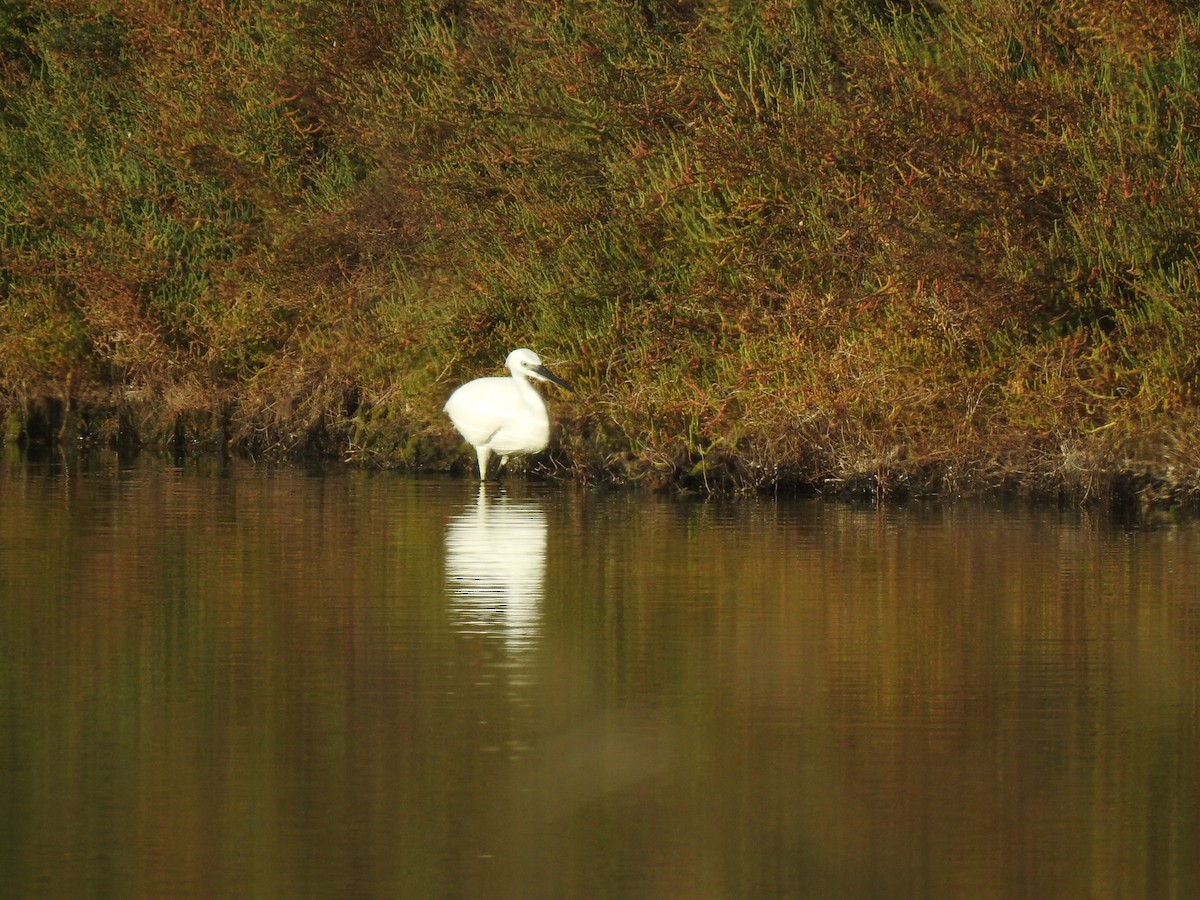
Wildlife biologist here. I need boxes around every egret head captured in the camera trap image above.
[506,348,574,392]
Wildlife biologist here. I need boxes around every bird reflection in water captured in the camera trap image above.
[444,484,547,657]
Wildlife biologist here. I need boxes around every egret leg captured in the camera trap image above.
[475,445,491,480]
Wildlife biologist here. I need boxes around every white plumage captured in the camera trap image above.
[444,348,573,479]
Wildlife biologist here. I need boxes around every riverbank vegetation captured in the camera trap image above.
[3,0,1199,500]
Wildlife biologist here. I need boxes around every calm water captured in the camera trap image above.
[1,457,1197,898]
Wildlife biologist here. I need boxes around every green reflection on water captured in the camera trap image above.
[0,459,1197,898]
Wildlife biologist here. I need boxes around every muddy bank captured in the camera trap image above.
[7,393,1199,515]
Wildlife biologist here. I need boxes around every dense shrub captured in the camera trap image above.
[2,0,1198,499]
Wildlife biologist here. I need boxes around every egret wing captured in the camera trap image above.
[444,377,527,446]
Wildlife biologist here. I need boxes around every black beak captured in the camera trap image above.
[534,365,574,392]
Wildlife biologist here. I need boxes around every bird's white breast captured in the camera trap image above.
[444,377,550,454]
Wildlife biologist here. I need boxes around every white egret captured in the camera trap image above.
[444,348,574,479]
